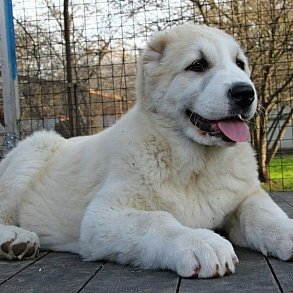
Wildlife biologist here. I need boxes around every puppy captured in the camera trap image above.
[0,24,292,278]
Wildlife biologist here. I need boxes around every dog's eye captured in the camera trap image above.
[236,59,245,71]
[186,59,208,72]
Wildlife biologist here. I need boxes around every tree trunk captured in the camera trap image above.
[64,0,77,137]
[253,110,269,182]
[259,138,269,182]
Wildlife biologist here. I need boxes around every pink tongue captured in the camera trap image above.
[217,120,250,142]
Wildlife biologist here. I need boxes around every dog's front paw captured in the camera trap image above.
[0,225,40,260]
[258,218,293,261]
[173,229,238,278]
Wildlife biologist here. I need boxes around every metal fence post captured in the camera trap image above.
[0,0,20,152]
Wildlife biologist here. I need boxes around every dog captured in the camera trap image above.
[0,24,292,278]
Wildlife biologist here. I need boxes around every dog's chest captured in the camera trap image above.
[156,172,244,230]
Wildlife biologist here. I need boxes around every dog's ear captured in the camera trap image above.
[136,31,168,102]
[143,32,168,64]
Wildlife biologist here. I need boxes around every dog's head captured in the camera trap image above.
[136,24,257,146]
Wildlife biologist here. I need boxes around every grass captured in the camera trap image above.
[262,154,293,192]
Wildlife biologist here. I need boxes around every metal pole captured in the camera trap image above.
[0,0,20,151]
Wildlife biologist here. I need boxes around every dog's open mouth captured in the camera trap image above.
[185,109,250,142]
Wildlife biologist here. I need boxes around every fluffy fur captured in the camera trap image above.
[0,24,292,278]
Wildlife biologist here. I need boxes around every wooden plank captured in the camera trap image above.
[179,247,280,292]
[0,252,103,293]
[270,192,293,217]
[271,192,293,206]
[81,262,179,293]
[0,251,48,284]
[270,192,283,201]
[274,192,293,207]
[267,258,293,293]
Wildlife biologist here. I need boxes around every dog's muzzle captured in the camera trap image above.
[185,82,256,143]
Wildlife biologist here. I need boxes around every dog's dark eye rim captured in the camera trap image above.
[185,59,208,72]
[236,59,245,70]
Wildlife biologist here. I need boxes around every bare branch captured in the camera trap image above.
[43,0,63,30]
[267,73,293,112]
[191,0,209,24]
[14,19,41,76]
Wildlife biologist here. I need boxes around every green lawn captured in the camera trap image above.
[263,154,293,191]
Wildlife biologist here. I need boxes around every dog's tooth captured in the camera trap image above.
[237,114,250,121]
[237,114,244,121]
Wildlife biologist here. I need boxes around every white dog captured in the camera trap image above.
[0,24,292,279]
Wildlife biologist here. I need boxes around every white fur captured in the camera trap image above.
[0,24,292,278]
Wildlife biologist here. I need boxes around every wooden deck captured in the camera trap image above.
[0,192,292,292]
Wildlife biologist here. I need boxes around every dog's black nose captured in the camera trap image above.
[228,82,255,108]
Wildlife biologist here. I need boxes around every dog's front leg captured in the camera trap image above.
[79,196,238,278]
[226,189,293,261]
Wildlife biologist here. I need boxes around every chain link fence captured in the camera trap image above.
[0,0,292,190]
